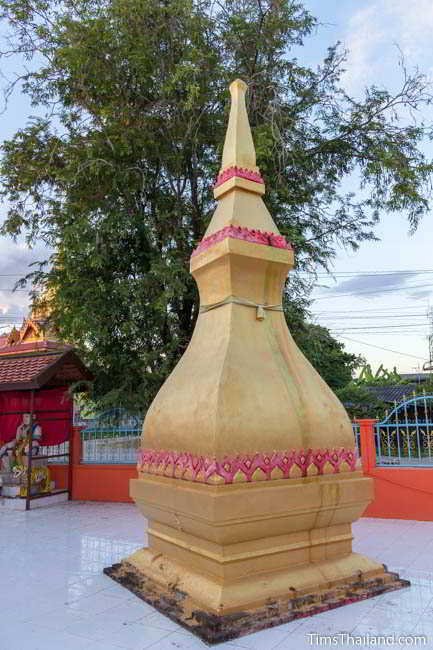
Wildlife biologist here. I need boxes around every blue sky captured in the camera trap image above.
[303,0,433,374]
[1,0,433,373]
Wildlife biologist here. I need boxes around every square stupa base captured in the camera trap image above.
[111,472,409,643]
[104,558,409,645]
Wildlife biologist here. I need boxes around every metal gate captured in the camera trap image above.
[375,393,433,466]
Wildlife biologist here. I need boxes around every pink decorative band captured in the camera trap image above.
[214,166,264,188]
[137,447,357,484]
[191,225,293,257]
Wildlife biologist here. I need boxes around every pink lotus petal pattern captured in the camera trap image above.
[213,165,264,188]
[191,225,293,257]
[137,447,357,484]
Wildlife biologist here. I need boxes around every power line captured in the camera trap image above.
[313,306,430,313]
[315,312,427,316]
[331,324,430,331]
[299,269,433,276]
[3,268,433,277]
[333,333,429,337]
[3,268,433,279]
[331,331,429,335]
[314,313,427,318]
[314,283,433,300]
[335,335,428,360]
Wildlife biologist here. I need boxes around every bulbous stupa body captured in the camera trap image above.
[111,80,407,643]
[141,79,354,472]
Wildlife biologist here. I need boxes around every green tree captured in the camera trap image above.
[0,0,432,407]
[357,364,407,385]
[334,382,387,420]
[288,313,364,390]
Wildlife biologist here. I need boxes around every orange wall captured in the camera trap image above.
[69,461,433,516]
[67,423,433,518]
[364,467,433,521]
[49,464,68,490]
[71,464,137,503]
[356,418,433,521]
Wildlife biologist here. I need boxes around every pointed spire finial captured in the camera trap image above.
[213,80,265,199]
[221,79,257,172]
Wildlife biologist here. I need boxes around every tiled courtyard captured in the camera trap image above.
[1,501,432,650]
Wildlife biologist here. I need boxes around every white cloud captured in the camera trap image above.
[0,237,50,325]
[343,5,384,92]
[387,0,433,51]
[342,0,433,93]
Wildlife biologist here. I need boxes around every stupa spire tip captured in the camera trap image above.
[220,78,257,173]
[213,79,265,198]
[229,78,248,93]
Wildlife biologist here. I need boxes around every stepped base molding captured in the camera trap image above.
[104,472,409,643]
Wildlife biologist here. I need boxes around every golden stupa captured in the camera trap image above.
[106,80,407,643]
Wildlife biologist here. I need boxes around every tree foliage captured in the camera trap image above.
[0,0,432,407]
[287,309,364,390]
[334,382,387,420]
[357,363,406,385]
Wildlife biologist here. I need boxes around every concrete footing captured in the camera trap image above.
[104,559,409,644]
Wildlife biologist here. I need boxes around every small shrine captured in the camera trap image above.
[0,305,92,505]
[105,80,408,643]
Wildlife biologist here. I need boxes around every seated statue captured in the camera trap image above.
[0,413,42,472]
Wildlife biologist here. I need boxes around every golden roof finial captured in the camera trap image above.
[7,326,20,345]
[221,79,257,172]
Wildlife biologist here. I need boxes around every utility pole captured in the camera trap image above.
[423,307,433,372]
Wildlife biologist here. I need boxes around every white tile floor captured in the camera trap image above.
[1,502,432,650]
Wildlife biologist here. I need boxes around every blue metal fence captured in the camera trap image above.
[81,408,143,464]
[352,422,360,456]
[79,400,433,468]
[375,394,433,466]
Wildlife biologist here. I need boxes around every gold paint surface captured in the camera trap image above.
[220,80,258,172]
[213,175,265,198]
[129,79,379,620]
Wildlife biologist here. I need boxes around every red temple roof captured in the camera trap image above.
[0,349,93,391]
[0,313,92,390]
